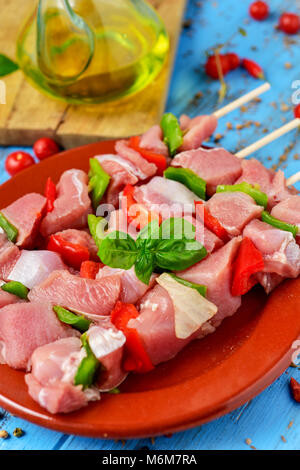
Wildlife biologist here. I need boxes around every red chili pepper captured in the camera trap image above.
[44,177,57,213]
[122,184,161,230]
[80,260,102,279]
[231,237,264,296]
[111,301,154,373]
[242,58,265,79]
[290,377,300,402]
[47,235,90,270]
[195,201,229,242]
[128,136,167,175]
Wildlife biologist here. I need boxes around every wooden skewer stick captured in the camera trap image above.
[235,118,300,159]
[287,171,300,186]
[213,82,271,119]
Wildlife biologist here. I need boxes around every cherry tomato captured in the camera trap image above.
[5,151,35,176]
[294,104,300,118]
[33,137,60,161]
[205,54,230,79]
[278,13,300,35]
[249,1,269,21]
[226,53,240,70]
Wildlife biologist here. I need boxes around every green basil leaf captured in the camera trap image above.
[168,274,207,297]
[134,251,155,285]
[160,217,195,241]
[1,281,28,299]
[74,334,100,389]
[161,113,183,157]
[98,217,207,280]
[98,231,138,269]
[155,238,207,271]
[53,306,91,333]
[136,219,160,253]
[137,219,160,242]
[0,54,19,77]
[164,167,206,200]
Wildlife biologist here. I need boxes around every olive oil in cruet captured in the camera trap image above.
[16,0,169,104]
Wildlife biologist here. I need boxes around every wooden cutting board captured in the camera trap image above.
[0,0,186,148]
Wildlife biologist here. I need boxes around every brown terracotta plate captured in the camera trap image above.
[0,142,299,439]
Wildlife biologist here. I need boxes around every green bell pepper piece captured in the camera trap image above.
[169,274,207,297]
[88,159,110,209]
[164,167,206,200]
[216,182,268,208]
[74,332,100,389]
[88,214,108,249]
[261,211,298,238]
[0,212,18,243]
[161,113,183,157]
[53,306,91,333]
[1,281,28,299]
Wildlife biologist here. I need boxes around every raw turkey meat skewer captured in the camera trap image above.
[3,98,300,415]
[86,83,271,205]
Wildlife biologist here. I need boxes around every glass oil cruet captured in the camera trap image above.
[16,0,169,104]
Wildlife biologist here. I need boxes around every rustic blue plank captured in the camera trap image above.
[0,0,300,450]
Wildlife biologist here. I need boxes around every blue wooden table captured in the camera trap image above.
[0,0,300,451]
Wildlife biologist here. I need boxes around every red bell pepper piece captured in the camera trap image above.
[80,260,102,279]
[231,237,264,296]
[44,177,57,213]
[111,301,154,373]
[195,201,229,242]
[47,235,90,270]
[122,184,161,230]
[128,136,167,175]
[128,136,140,147]
[122,184,139,228]
[122,184,136,217]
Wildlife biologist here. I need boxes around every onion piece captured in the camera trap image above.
[156,273,218,339]
[8,250,66,289]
